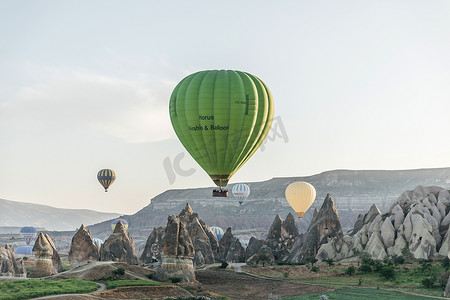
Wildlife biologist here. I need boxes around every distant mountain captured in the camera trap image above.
[87,168,450,242]
[0,198,121,231]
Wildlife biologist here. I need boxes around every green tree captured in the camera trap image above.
[345,265,356,276]
[169,277,182,283]
[360,254,375,266]
[311,266,320,273]
[358,263,372,274]
[112,268,125,276]
[258,254,271,267]
[380,265,395,281]
[392,255,405,266]
[383,257,393,266]
[436,271,450,288]
[442,257,450,270]
[422,277,435,289]
[324,258,334,266]
[306,257,318,267]
[419,261,432,273]
[373,261,384,272]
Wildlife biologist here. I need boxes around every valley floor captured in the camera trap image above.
[2,262,449,299]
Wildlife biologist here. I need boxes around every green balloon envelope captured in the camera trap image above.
[169,70,274,187]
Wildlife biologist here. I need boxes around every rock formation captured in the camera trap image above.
[316,186,450,261]
[445,275,450,297]
[178,203,218,264]
[140,226,165,265]
[246,245,275,267]
[15,258,26,277]
[45,233,63,273]
[245,237,264,261]
[264,213,299,262]
[217,227,246,263]
[154,215,196,283]
[285,194,343,263]
[352,204,381,234]
[29,233,58,277]
[140,203,219,268]
[188,217,215,267]
[100,221,139,265]
[0,244,26,277]
[350,204,383,256]
[69,224,100,268]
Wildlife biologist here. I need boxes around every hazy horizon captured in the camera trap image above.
[1,1,449,214]
[2,166,450,215]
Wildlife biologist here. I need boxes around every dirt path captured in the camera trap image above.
[196,269,333,300]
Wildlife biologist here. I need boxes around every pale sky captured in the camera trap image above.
[0,0,449,215]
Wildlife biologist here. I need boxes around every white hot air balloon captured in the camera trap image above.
[232,184,250,205]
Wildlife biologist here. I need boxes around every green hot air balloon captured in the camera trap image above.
[169,70,274,194]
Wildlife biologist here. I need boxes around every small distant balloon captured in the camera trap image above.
[20,226,37,245]
[97,169,116,192]
[285,181,316,218]
[210,226,224,240]
[111,218,128,231]
[232,183,250,205]
[15,245,34,256]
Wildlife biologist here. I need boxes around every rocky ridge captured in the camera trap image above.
[316,186,450,261]
[87,168,450,240]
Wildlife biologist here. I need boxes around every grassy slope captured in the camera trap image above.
[0,279,99,300]
[283,288,439,299]
[244,262,448,298]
